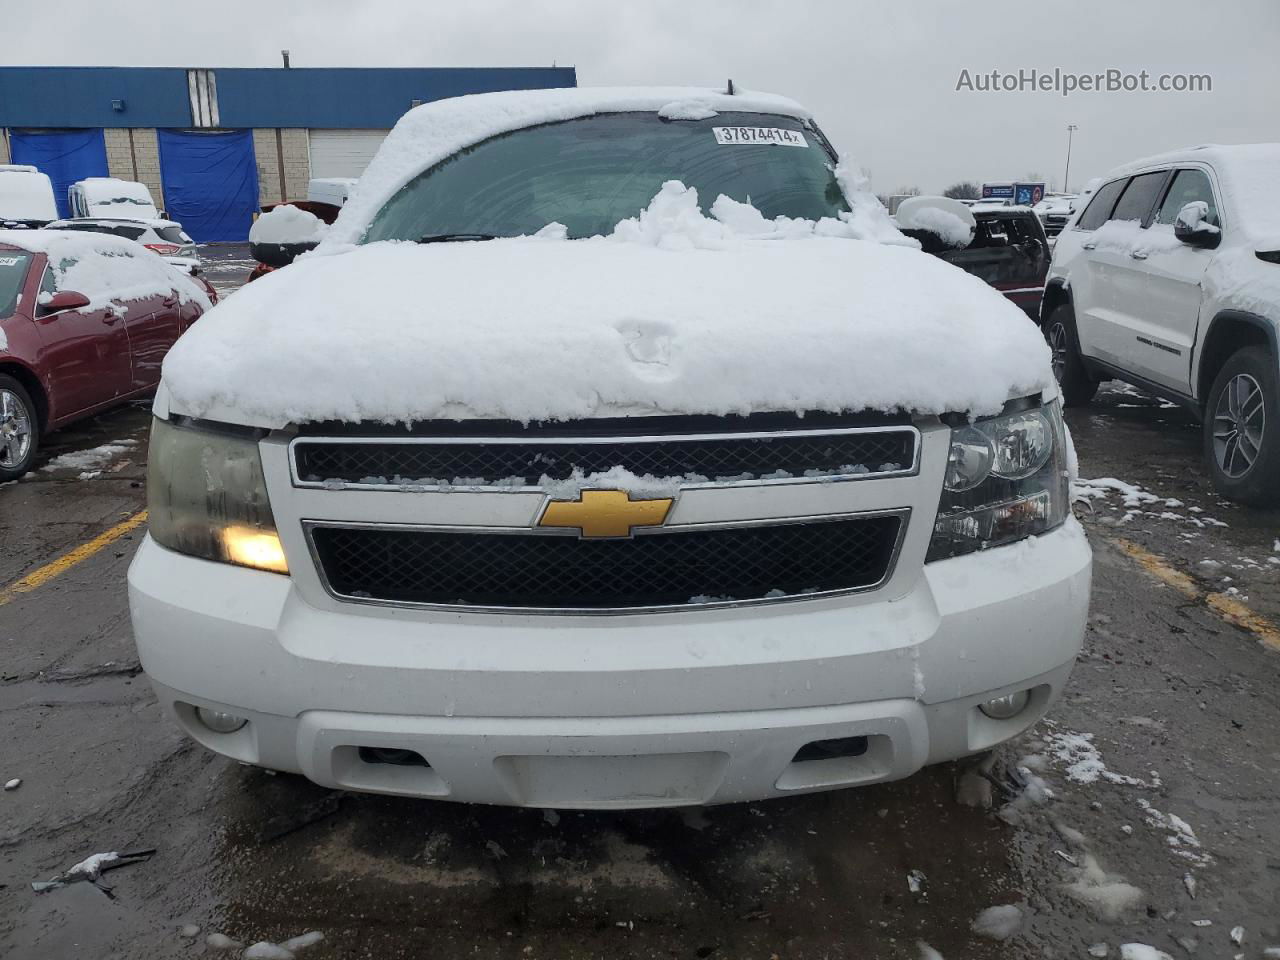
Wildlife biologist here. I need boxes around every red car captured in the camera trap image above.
[0,230,212,481]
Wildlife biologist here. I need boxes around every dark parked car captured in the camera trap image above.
[900,200,1049,321]
[0,230,211,480]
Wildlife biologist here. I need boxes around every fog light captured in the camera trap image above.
[195,707,248,733]
[979,690,1030,720]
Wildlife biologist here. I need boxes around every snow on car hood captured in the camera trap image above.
[161,182,1053,428]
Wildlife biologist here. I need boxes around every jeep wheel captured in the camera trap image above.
[1044,305,1099,407]
[0,375,39,483]
[1205,346,1280,506]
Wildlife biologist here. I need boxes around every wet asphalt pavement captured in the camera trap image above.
[1,253,1278,958]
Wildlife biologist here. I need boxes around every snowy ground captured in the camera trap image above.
[0,369,1277,958]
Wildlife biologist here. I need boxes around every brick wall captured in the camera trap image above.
[102,128,164,212]
[253,128,311,205]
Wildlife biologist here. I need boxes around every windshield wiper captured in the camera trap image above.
[415,233,498,244]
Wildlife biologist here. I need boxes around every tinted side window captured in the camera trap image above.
[1110,171,1168,224]
[1155,169,1219,227]
[156,225,187,243]
[1076,178,1126,230]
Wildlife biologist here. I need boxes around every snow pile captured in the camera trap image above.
[249,205,328,245]
[657,98,719,121]
[1064,853,1146,920]
[971,904,1023,940]
[1136,799,1211,865]
[0,230,210,315]
[162,184,1051,428]
[41,439,136,473]
[1119,945,1173,960]
[895,196,976,249]
[320,86,816,250]
[1073,477,1161,509]
[1043,728,1158,787]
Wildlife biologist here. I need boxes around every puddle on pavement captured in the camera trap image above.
[191,763,1021,958]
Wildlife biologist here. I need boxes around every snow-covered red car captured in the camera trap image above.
[0,230,212,480]
[129,87,1091,808]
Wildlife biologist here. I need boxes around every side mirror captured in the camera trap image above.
[1174,201,1221,249]
[40,290,91,313]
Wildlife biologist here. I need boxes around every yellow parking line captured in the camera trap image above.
[0,510,148,607]
[1110,536,1280,652]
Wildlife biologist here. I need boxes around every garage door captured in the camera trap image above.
[308,130,391,180]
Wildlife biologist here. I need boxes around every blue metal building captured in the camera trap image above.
[0,66,577,240]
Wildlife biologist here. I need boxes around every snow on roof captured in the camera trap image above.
[48,217,180,230]
[163,182,1052,429]
[0,229,209,314]
[1102,142,1280,238]
[321,86,811,249]
[0,168,57,221]
[77,178,153,202]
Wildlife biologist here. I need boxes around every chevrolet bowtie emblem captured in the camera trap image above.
[538,489,674,539]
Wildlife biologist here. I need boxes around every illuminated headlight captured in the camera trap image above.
[147,416,289,574]
[926,399,1069,562]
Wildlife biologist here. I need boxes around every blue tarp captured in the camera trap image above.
[157,129,259,242]
[9,128,108,218]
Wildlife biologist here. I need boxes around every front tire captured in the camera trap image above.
[1044,305,1099,407]
[0,375,39,483]
[1204,346,1280,506]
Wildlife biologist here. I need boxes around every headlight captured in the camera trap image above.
[147,416,288,574]
[926,398,1069,562]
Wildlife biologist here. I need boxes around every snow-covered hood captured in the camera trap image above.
[162,183,1053,429]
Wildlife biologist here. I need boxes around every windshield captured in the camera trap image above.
[364,111,847,242]
[0,251,33,321]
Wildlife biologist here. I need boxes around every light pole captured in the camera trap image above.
[1063,124,1078,193]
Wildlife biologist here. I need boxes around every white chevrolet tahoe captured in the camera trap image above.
[1044,144,1280,505]
[128,87,1091,808]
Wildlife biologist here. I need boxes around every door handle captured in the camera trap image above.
[1130,251,1148,260]
[163,295,178,307]
[102,315,121,326]
[1082,242,1097,250]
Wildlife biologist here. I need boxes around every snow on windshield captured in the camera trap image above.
[319,86,817,251]
[162,182,1051,428]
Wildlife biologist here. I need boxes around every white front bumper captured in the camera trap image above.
[128,519,1091,807]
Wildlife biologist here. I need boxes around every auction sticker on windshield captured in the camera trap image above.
[712,127,808,147]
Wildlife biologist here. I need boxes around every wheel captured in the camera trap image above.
[0,375,39,483]
[1204,346,1280,506]
[1044,305,1099,407]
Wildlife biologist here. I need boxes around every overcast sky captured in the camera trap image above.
[8,0,1279,194]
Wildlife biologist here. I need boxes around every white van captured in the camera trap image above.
[0,165,58,227]
[67,177,161,221]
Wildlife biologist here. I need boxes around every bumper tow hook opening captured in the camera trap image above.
[357,746,431,768]
[792,735,870,763]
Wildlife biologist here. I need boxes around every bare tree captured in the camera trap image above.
[943,181,980,200]
[892,185,922,197]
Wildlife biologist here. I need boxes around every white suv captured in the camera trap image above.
[1045,144,1280,504]
[129,87,1090,808]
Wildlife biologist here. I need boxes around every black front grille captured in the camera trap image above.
[294,431,915,487]
[310,516,903,610]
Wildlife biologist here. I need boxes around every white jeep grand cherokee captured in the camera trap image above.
[128,87,1091,808]
[1044,143,1280,504]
